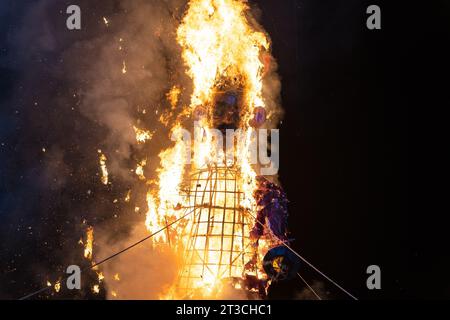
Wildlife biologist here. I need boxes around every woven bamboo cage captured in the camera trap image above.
[176,165,259,296]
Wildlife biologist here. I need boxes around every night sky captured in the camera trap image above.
[0,0,447,300]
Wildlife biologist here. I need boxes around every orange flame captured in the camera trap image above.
[133,0,274,299]
[84,226,94,260]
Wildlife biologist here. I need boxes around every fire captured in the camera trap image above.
[84,226,94,260]
[135,159,147,180]
[98,150,109,185]
[92,285,100,294]
[54,281,61,293]
[87,0,277,299]
[133,126,154,143]
[124,190,131,202]
[176,0,269,114]
[135,0,273,298]
[167,85,181,109]
[97,271,105,282]
[176,0,267,210]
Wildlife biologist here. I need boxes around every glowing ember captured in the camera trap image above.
[54,281,61,293]
[133,126,154,143]
[92,284,100,294]
[124,190,131,202]
[135,159,147,180]
[98,151,109,185]
[97,271,105,282]
[84,226,94,260]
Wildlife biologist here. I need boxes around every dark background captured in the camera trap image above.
[0,0,447,300]
[266,0,408,299]
[264,0,447,300]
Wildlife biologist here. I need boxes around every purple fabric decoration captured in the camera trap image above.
[250,176,289,241]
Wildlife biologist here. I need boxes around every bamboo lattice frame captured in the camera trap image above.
[177,166,257,294]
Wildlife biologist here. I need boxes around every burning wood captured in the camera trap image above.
[84,226,94,260]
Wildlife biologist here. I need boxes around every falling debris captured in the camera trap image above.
[133,126,154,143]
[54,281,61,293]
[124,190,131,202]
[122,61,127,74]
[97,271,105,283]
[84,226,94,260]
[103,17,109,26]
[92,284,100,294]
[135,159,147,180]
[98,150,109,185]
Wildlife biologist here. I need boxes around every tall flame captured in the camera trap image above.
[176,0,268,211]
[177,0,269,113]
[141,0,272,298]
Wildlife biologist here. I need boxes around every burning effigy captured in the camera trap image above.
[90,0,294,300]
[155,0,294,299]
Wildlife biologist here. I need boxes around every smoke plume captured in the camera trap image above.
[0,0,282,299]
